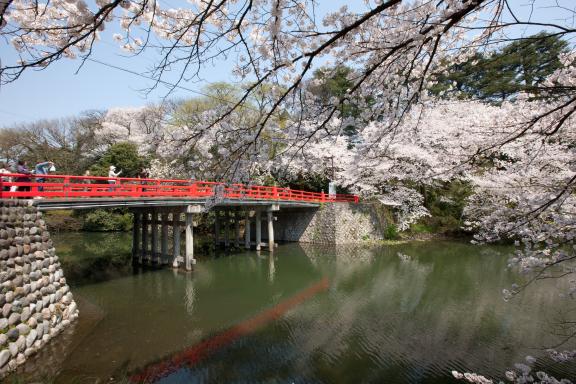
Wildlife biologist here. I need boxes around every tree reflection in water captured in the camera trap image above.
[9,235,575,383]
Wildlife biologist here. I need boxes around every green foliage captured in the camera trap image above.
[430,32,569,102]
[406,179,474,235]
[284,172,330,192]
[82,209,133,232]
[424,180,472,218]
[171,82,290,179]
[275,171,351,194]
[384,224,399,240]
[311,66,355,109]
[410,223,434,233]
[90,142,148,178]
[419,216,462,234]
[309,65,361,141]
[173,82,243,123]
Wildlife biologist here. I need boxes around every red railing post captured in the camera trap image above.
[63,177,70,198]
[320,191,325,202]
[272,186,278,200]
[32,175,38,194]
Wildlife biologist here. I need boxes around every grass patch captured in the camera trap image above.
[410,223,434,233]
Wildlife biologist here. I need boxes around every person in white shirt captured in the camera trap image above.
[108,165,122,191]
[0,162,10,192]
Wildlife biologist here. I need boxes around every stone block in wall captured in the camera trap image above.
[0,199,79,378]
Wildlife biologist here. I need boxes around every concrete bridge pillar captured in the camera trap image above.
[132,211,141,264]
[128,201,289,267]
[172,211,181,268]
[224,210,230,248]
[245,211,251,249]
[141,211,149,263]
[235,211,241,248]
[185,205,202,270]
[266,204,279,252]
[161,212,169,265]
[255,210,262,251]
[151,210,159,263]
[214,209,220,247]
[185,212,194,270]
[267,210,275,252]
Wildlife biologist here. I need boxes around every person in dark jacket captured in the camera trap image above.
[15,160,32,196]
[137,167,149,192]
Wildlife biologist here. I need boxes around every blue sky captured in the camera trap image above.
[0,20,239,126]
[0,0,573,126]
[0,0,356,126]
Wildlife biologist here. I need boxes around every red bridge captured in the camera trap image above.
[0,173,357,204]
[0,173,359,270]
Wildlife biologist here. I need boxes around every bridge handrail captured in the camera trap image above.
[0,173,359,203]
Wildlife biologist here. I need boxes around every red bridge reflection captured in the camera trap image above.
[130,277,330,383]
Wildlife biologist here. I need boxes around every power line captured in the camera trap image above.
[86,57,265,114]
[0,108,27,118]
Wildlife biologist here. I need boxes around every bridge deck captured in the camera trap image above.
[33,197,320,211]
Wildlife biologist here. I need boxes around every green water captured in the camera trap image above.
[11,233,576,383]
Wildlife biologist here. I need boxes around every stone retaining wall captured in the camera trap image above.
[0,199,78,378]
[274,202,387,244]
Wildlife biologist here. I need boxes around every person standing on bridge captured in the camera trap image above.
[137,167,149,179]
[0,162,11,192]
[81,170,93,192]
[108,165,122,192]
[34,161,55,192]
[137,167,149,193]
[15,160,32,196]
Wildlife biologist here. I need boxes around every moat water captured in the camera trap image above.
[9,232,576,383]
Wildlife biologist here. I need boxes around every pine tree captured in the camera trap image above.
[430,32,569,102]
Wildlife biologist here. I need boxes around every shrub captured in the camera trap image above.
[83,209,133,232]
[410,222,434,233]
[90,142,149,178]
[384,224,399,240]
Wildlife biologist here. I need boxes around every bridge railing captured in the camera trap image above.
[0,173,359,203]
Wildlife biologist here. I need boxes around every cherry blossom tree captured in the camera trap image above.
[2,2,575,213]
[2,0,574,156]
[93,83,286,180]
[2,0,576,381]
[98,104,167,152]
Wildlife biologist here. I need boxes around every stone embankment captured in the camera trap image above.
[275,202,387,244]
[0,199,78,378]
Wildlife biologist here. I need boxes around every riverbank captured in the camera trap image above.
[43,210,84,232]
[45,208,475,250]
[44,209,132,233]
